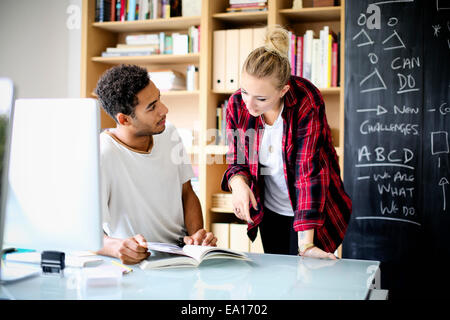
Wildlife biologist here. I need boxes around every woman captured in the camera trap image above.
[220,26,352,259]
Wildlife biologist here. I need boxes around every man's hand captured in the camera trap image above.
[115,234,150,265]
[184,229,217,246]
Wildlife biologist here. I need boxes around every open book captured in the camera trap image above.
[139,242,251,269]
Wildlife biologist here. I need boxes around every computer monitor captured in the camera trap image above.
[2,98,103,253]
[0,78,15,263]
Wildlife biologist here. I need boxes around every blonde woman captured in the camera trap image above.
[221,26,352,259]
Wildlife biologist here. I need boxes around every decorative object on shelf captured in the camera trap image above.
[292,0,303,9]
[186,65,199,91]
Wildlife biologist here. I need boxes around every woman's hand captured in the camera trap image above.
[300,246,337,260]
[229,175,257,224]
[298,230,337,260]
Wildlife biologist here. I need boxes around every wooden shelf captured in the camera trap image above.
[92,16,201,32]
[211,207,234,213]
[91,53,200,65]
[320,87,342,95]
[212,11,268,24]
[279,7,341,22]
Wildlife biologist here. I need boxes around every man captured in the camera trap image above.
[95,64,216,264]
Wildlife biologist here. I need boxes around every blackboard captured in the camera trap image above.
[343,0,450,298]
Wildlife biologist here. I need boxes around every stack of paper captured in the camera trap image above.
[148,70,186,91]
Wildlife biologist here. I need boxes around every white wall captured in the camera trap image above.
[0,0,82,98]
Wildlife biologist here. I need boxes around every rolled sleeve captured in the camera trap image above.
[293,108,329,230]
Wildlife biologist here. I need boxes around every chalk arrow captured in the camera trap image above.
[356,105,388,115]
[439,177,449,211]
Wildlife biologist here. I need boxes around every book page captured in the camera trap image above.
[139,251,198,269]
[146,242,189,256]
[182,245,249,262]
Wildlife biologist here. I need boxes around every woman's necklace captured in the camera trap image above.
[262,102,283,154]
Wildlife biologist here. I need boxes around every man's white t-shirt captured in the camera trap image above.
[100,122,194,244]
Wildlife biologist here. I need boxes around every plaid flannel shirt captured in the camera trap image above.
[220,75,352,253]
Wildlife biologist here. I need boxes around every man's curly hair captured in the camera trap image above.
[95,64,150,122]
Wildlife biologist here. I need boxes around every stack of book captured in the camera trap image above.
[226,0,268,12]
[287,26,340,88]
[95,0,182,22]
[148,70,186,91]
[101,27,200,57]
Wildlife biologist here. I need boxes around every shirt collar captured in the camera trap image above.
[283,76,298,108]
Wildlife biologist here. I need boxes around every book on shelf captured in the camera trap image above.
[120,0,126,21]
[296,27,338,88]
[310,38,321,87]
[110,0,116,21]
[331,42,338,87]
[113,28,199,56]
[95,0,112,22]
[127,0,136,21]
[96,0,183,22]
[106,45,159,52]
[125,33,160,45]
[226,6,268,12]
[297,36,303,77]
[302,30,314,81]
[226,0,268,12]
[139,242,250,269]
[215,99,227,145]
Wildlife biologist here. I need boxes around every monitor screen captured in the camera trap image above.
[2,98,103,253]
[0,78,15,257]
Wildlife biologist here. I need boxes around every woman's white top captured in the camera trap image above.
[259,104,295,217]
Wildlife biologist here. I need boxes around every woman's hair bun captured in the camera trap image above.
[264,25,290,58]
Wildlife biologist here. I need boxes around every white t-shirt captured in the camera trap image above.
[259,105,295,217]
[100,122,194,244]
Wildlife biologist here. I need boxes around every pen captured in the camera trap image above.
[111,260,133,274]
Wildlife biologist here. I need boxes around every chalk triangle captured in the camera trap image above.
[352,29,374,47]
[359,68,387,93]
[382,30,406,50]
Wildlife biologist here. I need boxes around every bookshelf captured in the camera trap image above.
[81,0,346,254]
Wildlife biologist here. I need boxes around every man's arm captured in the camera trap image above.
[182,180,217,246]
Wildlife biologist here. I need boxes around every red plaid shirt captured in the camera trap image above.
[220,75,352,253]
